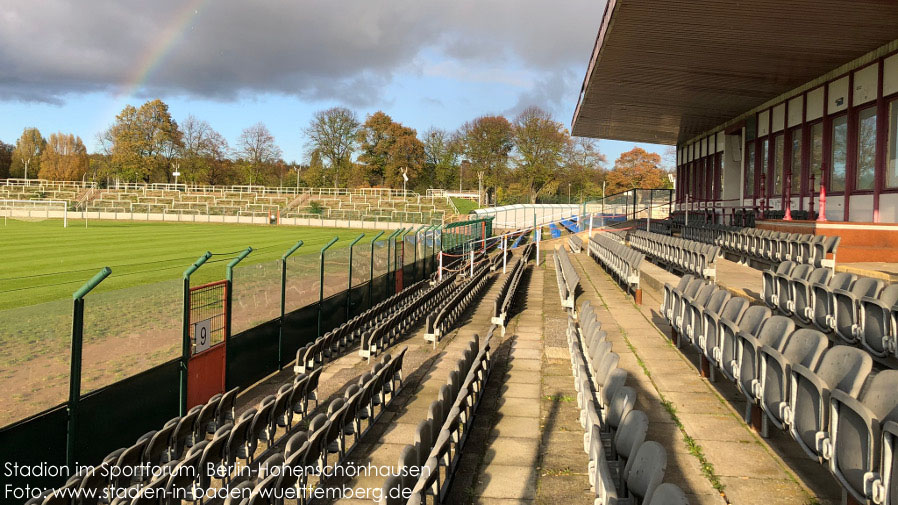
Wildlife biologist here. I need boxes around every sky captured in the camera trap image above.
[0,0,671,168]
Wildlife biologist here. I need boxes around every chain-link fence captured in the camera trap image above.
[231,259,282,334]
[81,278,183,396]
[0,298,73,426]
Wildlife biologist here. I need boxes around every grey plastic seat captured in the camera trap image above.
[679,284,715,347]
[763,261,795,308]
[688,289,730,349]
[734,315,795,419]
[611,409,648,468]
[870,420,898,505]
[716,305,771,382]
[794,267,832,325]
[833,277,885,344]
[672,279,705,335]
[624,441,667,504]
[778,264,813,315]
[811,272,856,333]
[647,483,689,505]
[827,370,898,503]
[786,346,873,462]
[861,284,898,358]
[758,329,828,433]
[663,275,695,324]
[700,297,748,380]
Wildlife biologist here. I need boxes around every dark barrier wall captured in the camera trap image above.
[76,360,180,465]
[0,405,68,498]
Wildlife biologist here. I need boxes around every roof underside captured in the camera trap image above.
[571,0,898,144]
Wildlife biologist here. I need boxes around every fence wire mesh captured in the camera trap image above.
[189,280,227,350]
[352,246,370,288]
[284,254,319,314]
[81,278,183,395]
[323,246,351,299]
[0,298,73,426]
[231,260,282,334]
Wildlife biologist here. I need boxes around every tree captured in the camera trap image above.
[179,115,232,185]
[605,147,668,195]
[103,100,182,182]
[459,115,513,205]
[512,107,569,203]
[236,122,282,185]
[10,128,45,179]
[357,111,424,189]
[557,137,607,201]
[0,141,13,179]
[38,133,89,180]
[422,128,461,189]
[304,107,360,187]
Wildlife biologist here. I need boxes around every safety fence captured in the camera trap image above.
[0,226,449,497]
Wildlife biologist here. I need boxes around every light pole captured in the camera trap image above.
[477,171,483,207]
[568,183,571,204]
[295,164,300,191]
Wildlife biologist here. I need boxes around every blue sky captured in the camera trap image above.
[0,0,670,168]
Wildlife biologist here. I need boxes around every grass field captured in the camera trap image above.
[0,219,374,310]
[450,197,480,214]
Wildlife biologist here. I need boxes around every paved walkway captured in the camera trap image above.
[574,251,839,505]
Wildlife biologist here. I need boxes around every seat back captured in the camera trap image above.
[614,409,648,468]
[647,483,689,505]
[739,305,773,336]
[625,441,667,502]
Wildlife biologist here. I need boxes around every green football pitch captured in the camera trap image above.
[0,219,383,310]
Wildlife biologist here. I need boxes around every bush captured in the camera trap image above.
[308,200,324,215]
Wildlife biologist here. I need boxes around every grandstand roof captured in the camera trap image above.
[571,0,898,144]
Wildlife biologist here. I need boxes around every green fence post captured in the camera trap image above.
[225,247,252,390]
[368,231,384,309]
[413,225,426,282]
[67,267,112,469]
[346,233,365,321]
[385,228,403,298]
[318,237,339,338]
[279,240,303,370]
[181,251,212,416]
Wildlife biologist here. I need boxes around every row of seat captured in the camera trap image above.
[627,230,719,280]
[568,301,687,504]
[293,279,430,372]
[663,275,898,504]
[425,257,493,346]
[762,261,898,361]
[45,364,323,505]
[682,223,840,269]
[555,245,580,309]
[381,330,496,504]
[587,232,644,295]
[218,350,408,505]
[636,218,672,236]
[492,244,535,331]
[569,234,584,253]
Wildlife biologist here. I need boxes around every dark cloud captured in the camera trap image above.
[0,0,605,110]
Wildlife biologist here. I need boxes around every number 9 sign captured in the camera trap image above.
[194,319,212,353]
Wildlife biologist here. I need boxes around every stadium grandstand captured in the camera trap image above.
[8,3,898,505]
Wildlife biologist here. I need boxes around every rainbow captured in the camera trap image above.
[117,0,208,99]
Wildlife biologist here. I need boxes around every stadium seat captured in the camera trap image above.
[757,329,828,433]
[861,284,898,358]
[811,272,856,333]
[785,346,872,462]
[734,315,795,420]
[700,296,749,381]
[832,277,885,344]
[792,267,832,325]
[716,305,771,382]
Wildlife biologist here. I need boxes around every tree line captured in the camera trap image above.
[0,99,672,203]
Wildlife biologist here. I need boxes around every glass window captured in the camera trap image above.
[856,106,877,191]
[745,142,755,197]
[773,134,784,195]
[790,128,802,194]
[888,100,898,188]
[810,122,823,192]
[760,138,769,195]
[831,114,848,192]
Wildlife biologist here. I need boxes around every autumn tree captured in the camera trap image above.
[459,116,513,205]
[422,128,461,189]
[605,147,668,195]
[512,107,569,203]
[0,141,13,179]
[38,133,89,180]
[304,107,360,187]
[357,111,425,189]
[103,99,182,182]
[236,122,282,185]
[10,128,45,179]
[177,115,231,185]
